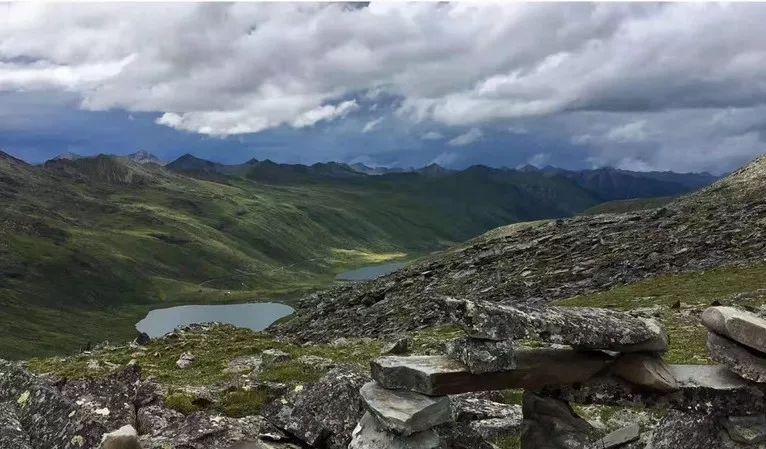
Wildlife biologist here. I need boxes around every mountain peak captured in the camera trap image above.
[52,151,82,161]
[126,150,163,165]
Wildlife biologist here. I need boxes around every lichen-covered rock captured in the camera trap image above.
[137,405,184,437]
[444,396,522,449]
[445,338,516,374]
[0,402,32,449]
[446,298,668,352]
[520,392,593,449]
[139,413,267,449]
[645,410,747,449]
[592,423,640,449]
[383,339,410,356]
[702,306,766,353]
[707,332,766,383]
[359,382,451,436]
[0,359,105,449]
[176,353,195,369]
[263,366,369,449]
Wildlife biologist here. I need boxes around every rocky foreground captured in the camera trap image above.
[274,156,766,343]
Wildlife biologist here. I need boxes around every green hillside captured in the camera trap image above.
[0,153,603,358]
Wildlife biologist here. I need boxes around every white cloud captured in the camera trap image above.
[362,116,383,133]
[448,128,483,147]
[0,3,766,171]
[421,131,444,140]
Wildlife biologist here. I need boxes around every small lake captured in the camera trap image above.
[336,261,407,281]
[136,302,294,338]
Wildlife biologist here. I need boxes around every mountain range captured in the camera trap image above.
[0,150,716,357]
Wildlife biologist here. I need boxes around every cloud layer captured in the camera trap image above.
[1,3,766,172]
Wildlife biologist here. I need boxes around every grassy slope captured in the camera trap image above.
[556,263,766,364]
[0,156,601,358]
[578,196,676,215]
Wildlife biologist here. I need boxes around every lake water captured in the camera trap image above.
[135,302,294,338]
[136,262,405,337]
[335,261,406,281]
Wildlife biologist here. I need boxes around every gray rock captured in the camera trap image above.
[546,364,766,414]
[592,423,640,449]
[0,359,105,449]
[371,350,612,395]
[610,353,679,392]
[707,332,766,383]
[295,355,335,370]
[383,339,410,356]
[445,397,523,449]
[702,306,766,353]
[139,413,266,449]
[261,349,291,368]
[101,425,141,449]
[359,382,451,435]
[0,402,32,449]
[645,410,741,449]
[446,298,668,352]
[176,353,195,369]
[263,367,369,449]
[348,412,445,449]
[445,339,516,374]
[136,405,184,437]
[521,392,593,449]
[224,356,262,374]
[721,415,766,444]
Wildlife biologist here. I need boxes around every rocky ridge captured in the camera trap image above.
[274,156,766,343]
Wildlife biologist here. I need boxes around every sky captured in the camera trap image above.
[1,3,765,174]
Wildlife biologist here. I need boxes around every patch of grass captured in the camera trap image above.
[220,388,272,417]
[165,392,202,415]
[556,263,766,364]
[259,362,326,384]
[498,389,524,405]
[409,325,465,354]
[494,435,522,449]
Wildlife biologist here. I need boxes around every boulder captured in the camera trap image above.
[702,306,766,353]
[383,339,410,356]
[610,353,679,392]
[0,402,32,449]
[359,382,451,435]
[592,423,640,449]
[138,413,266,449]
[0,359,105,449]
[101,425,141,449]
[645,410,744,449]
[520,392,592,449]
[348,412,445,449]
[261,349,291,368]
[176,353,195,369]
[445,339,516,374]
[262,367,369,449]
[371,350,611,395]
[721,415,766,445]
[445,298,668,352]
[707,332,766,383]
[446,396,522,449]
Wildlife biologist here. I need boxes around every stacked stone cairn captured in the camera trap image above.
[349,299,766,448]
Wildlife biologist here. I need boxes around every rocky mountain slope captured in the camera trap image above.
[274,156,766,344]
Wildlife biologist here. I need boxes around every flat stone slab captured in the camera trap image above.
[446,338,516,374]
[592,423,640,449]
[348,412,443,449]
[359,382,451,435]
[445,298,668,352]
[610,353,679,392]
[547,364,766,414]
[702,306,766,354]
[707,332,766,383]
[371,350,612,396]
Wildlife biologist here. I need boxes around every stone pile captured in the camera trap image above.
[703,306,766,383]
[349,299,679,448]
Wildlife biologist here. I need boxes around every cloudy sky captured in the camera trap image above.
[1,2,765,173]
